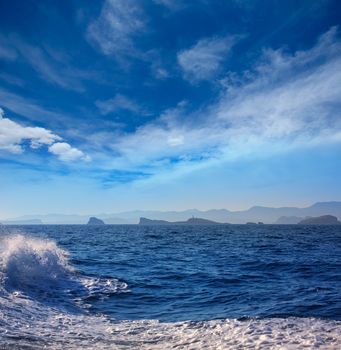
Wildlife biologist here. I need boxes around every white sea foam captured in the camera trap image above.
[0,235,340,349]
[1,313,341,349]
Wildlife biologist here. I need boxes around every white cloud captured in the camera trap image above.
[167,135,184,146]
[87,0,144,57]
[96,94,141,115]
[177,35,239,82]
[48,142,91,162]
[107,27,341,176]
[0,108,89,162]
[0,108,61,153]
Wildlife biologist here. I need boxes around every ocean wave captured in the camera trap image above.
[0,234,128,316]
[0,234,128,298]
[1,234,73,293]
[1,234,341,349]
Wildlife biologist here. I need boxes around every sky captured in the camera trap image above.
[0,0,341,218]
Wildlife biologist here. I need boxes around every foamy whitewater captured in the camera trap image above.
[0,225,341,349]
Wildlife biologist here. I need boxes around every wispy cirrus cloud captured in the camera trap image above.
[104,27,341,178]
[0,35,18,60]
[86,0,145,58]
[96,94,141,115]
[18,45,92,91]
[0,108,89,162]
[177,35,241,83]
[0,73,25,87]
[153,0,188,11]
[0,88,72,125]
[0,44,17,61]
[0,35,96,91]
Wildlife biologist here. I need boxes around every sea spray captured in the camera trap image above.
[1,234,71,291]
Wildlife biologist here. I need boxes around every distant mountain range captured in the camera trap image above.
[1,201,341,224]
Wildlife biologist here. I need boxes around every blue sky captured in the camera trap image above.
[0,0,341,217]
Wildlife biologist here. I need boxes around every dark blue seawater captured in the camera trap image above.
[5,224,341,321]
[1,224,341,349]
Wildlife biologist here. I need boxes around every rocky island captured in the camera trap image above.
[139,217,221,225]
[297,215,341,225]
[87,217,105,225]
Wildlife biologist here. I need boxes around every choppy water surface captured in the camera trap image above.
[0,224,340,349]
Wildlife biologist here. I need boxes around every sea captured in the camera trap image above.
[0,224,340,349]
